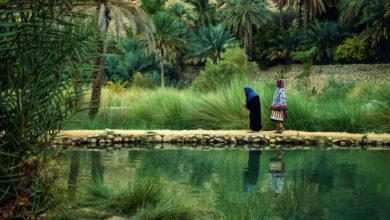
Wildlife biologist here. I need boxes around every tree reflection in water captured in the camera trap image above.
[68,151,80,199]
[91,151,104,184]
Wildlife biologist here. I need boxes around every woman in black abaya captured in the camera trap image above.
[244,87,262,132]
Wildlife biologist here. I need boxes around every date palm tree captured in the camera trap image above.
[79,0,154,119]
[220,0,271,60]
[184,0,216,26]
[151,12,187,87]
[0,1,95,218]
[168,3,198,29]
[187,25,238,63]
[340,0,390,48]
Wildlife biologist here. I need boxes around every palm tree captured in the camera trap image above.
[220,0,271,60]
[79,0,154,119]
[184,0,216,26]
[0,1,94,218]
[307,20,342,62]
[187,25,238,63]
[168,3,198,29]
[141,0,167,14]
[151,12,187,87]
[340,0,390,48]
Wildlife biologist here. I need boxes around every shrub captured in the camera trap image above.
[132,72,157,89]
[334,35,373,63]
[107,80,129,94]
[192,47,259,91]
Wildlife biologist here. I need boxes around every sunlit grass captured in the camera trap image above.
[67,79,390,133]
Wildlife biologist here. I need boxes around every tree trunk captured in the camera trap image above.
[89,4,109,119]
[160,49,165,87]
[89,42,105,119]
[175,52,184,81]
[303,0,308,49]
[73,60,83,109]
[279,6,283,28]
[248,28,253,61]
[298,2,303,29]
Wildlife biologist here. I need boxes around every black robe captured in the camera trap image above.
[247,96,262,131]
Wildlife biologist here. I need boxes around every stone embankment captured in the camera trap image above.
[55,130,390,149]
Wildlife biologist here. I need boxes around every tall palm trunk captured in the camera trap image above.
[89,4,109,119]
[303,0,308,49]
[160,48,165,87]
[279,6,283,28]
[248,28,254,61]
[73,60,83,109]
[298,1,303,29]
[175,52,185,81]
[89,39,105,119]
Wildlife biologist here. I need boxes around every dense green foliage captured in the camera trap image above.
[187,25,238,63]
[192,48,259,91]
[334,35,372,62]
[0,1,95,218]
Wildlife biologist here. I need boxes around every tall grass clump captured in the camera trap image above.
[74,177,215,219]
[67,77,390,133]
[128,88,195,129]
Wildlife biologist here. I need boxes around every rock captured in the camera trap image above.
[163,136,173,143]
[80,137,88,144]
[243,136,251,142]
[251,137,261,143]
[90,138,97,143]
[155,135,163,142]
[98,139,106,145]
[229,137,237,143]
[215,137,225,143]
[113,137,122,143]
[107,134,114,139]
[235,136,243,141]
[340,141,346,146]
[214,143,225,148]
[269,139,276,144]
[114,144,122,149]
[98,134,107,139]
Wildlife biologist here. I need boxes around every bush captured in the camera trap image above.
[132,72,157,89]
[334,35,373,63]
[192,47,259,91]
[107,80,129,94]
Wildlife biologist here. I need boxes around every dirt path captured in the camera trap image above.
[59,129,390,141]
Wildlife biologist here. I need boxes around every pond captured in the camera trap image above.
[54,147,390,219]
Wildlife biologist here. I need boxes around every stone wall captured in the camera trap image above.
[182,64,390,91]
[258,64,390,91]
[55,130,390,149]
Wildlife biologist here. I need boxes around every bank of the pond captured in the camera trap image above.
[56,130,390,148]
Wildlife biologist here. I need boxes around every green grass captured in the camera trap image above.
[62,177,216,219]
[67,78,390,133]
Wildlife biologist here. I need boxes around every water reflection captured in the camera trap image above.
[243,150,261,192]
[268,149,285,194]
[91,151,104,184]
[67,151,80,199]
[58,149,390,219]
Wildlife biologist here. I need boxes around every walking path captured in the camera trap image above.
[57,130,390,147]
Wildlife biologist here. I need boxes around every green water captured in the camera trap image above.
[57,148,390,219]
